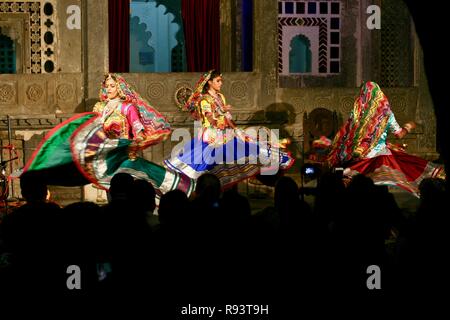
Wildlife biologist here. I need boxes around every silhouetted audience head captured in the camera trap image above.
[317,171,346,195]
[158,189,189,226]
[61,201,102,255]
[417,177,447,221]
[273,176,313,233]
[222,185,251,219]
[109,172,134,202]
[194,173,221,205]
[419,177,446,200]
[131,179,156,213]
[274,176,299,210]
[312,171,347,227]
[347,174,375,194]
[19,171,48,202]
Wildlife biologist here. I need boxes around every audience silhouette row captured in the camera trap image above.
[0,170,446,309]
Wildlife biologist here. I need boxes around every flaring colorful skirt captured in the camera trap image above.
[343,148,446,197]
[22,112,195,202]
[164,135,295,187]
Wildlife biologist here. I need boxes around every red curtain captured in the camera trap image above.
[182,0,220,72]
[108,0,130,72]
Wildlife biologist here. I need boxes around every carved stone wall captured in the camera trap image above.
[0,73,83,114]
[0,0,440,203]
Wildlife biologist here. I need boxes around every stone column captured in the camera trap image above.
[253,0,277,107]
[84,0,109,110]
[415,40,438,159]
[220,0,234,72]
[56,0,83,73]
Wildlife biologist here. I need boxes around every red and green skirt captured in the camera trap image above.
[22,112,195,201]
[343,148,446,197]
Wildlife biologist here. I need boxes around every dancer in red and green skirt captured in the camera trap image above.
[327,81,445,197]
[22,74,195,201]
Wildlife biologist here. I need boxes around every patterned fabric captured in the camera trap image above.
[201,94,231,128]
[22,113,97,187]
[312,136,332,149]
[344,148,445,197]
[94,99,142,140]
[21,74,187,202]
[326,81,446,197]
[200,94,236,145]
[22,112,196,203]
[164,136,294,180]
[328,81,396,166]
[95,73,171,150]
[166,71,295,183]
[365,112,402,158]
[181,69,217,120]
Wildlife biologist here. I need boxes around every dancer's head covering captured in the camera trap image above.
[100,73,143,105]
[327,81,392,166]
[181,69,222,120]
[99,73,171,147]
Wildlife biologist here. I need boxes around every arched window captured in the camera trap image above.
[0,34,15,74]
[278,0,341,76]
[289,34,311,73]
[130,0,183,72]
[109,0,220,72]
[130,16,156,72]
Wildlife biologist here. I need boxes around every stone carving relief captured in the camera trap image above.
[42,1,56,73]
[26,84,44,102]
[389,95,407,115]
[0,84,16,103]
[56,83,74,102]
[146,81,165,100]
[0,115,69,131]
[229,80,248,100]
[10,3,21,12]
[314,95,333,111]
[339,96,354,115]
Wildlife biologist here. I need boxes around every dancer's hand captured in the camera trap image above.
[403,121,416,132]
[134,131,146,144]
[223,104,232,112]
[217,122,226,130]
